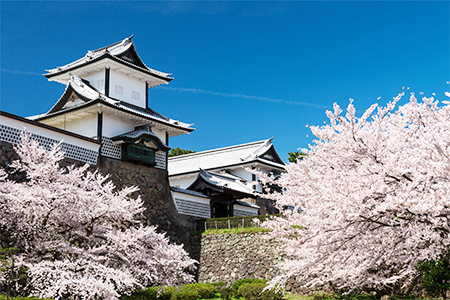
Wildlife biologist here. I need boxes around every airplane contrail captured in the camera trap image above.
[1,69,42,76]
[2,69,330,109]
[158,86,330,109]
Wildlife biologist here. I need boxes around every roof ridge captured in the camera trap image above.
[44,36,173,82]
[89,35,133,53]
[168,138,272,161]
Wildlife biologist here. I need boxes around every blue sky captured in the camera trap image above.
[1,1,449,162]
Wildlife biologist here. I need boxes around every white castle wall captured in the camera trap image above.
[102,113,135,137]
[0,113,100,165]
[84,70,106,94]
[169,168,264,193]
[109,69,146,108]
[152,127,167,145]
[52,114,98,138]
[169,175,197,189]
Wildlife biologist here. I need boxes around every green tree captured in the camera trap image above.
[287,151,307,163]
[416,256,450,300]
[0,247,26,300]
[168,147,196,157]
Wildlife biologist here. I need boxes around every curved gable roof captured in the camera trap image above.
[111,124,170,152]
[46,76,100,114]
[187,169,256,198]
[44,36,173,82]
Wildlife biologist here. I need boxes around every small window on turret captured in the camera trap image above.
[97,80,104,90]
[132,91,140,101]
[115,85,124,95]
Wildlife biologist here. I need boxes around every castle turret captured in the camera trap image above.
[29,36,194,170]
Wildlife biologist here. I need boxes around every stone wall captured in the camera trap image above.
[194,231,430,295]
[195,232,289,287]
[97,156,197,245]
[0,141,20,175]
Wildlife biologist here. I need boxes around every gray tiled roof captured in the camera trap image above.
[168,138,285,176]
[44,36,172,81]
[112,124,169,148]
[192,169,256,196]
[29,74,193,132]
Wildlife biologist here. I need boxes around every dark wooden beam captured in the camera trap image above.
[146,82,149,109]
[97,112,103,153]
[105,68,110,96]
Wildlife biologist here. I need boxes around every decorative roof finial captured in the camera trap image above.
[123,35,133,46]
[69,72,83,87]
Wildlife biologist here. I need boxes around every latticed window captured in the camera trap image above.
[97,80,104,89]
[115,85,124,95]
[123,143,156,166]
[131,91,140,101]
[111,124,170,169]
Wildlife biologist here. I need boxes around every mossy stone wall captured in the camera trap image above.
[195,232,296,289]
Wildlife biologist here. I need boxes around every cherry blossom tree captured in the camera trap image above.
[0,133,196,300]
[259,92,450,293]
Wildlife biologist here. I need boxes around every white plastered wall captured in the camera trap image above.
[169,175,198,189]
[102,114,168,146]
[229,167,263,192]
[84,70,106,94]
[151,127,167,144]
[102,113,135,137]
[171,191,210,205]
[0,115,100,153]
[253,165,283,193]
[229,168,253,182]
[170,167,264,192]
[52,115,98,138]
[109,69,146,108]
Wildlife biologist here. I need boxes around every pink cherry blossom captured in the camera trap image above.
[0,132,196,300]
[257,93,450,293]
